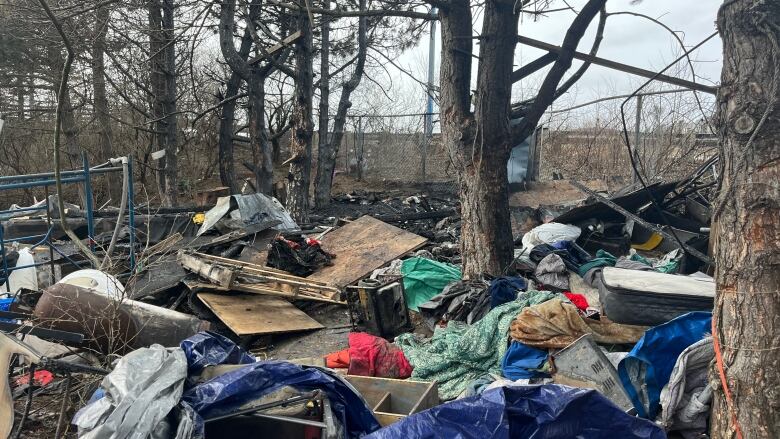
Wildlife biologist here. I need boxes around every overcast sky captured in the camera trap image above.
[377,0,723,122]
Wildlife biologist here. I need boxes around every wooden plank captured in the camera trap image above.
[516,35,718,95]
[233,283,346,305]
[192,251,335,288]
[511,52,557,83]
[248,30,303,65]
[308,216,427,288]
[197,292,323,336]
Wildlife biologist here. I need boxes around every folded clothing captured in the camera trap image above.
[501,341,549,380]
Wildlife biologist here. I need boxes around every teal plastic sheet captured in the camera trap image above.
[401,257,461,311]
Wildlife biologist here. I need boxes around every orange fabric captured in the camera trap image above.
[325,349,350,368]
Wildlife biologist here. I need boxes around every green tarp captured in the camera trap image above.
[396,290,559,400]
[401,257,462,311]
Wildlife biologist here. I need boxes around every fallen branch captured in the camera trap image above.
[37,0,100,268]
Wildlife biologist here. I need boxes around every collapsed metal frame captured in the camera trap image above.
[0,154,136,294]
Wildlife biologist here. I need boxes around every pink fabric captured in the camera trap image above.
[347,332,412,379]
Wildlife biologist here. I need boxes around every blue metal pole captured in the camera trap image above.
[0,176,88,191]
[83,153,95,256]
[127,157,136,272]
[0,166,121,184]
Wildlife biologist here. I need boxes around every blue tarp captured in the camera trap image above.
[0,297,15,323]
[180,331,255,376]
[180,332,381,439]
[618,311,712,418]
[489,277,527,309]
[501,342,548,380]
[365,384,665,439]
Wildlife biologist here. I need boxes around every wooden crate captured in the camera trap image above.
[345,375,439,426]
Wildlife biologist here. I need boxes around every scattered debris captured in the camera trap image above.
[345,375,438,427]
[308,216,428,289]
[0,179,722,438]
[33,283,209,352]
[196,292,324,336]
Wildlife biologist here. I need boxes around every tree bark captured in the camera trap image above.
[248,68,274,195]
[437,0,518,277]
[148,0,168,203]
[218,72,242,194]
[218,25,254,194]
[287,3,314,222]
[710,1,780,438]
[91,3,120,204]
[314,0,368,208]
[218,0,277,195]
[160,0,178,206]
[314,0,331,208]
[438,0,605,277]
[48,45,85,205]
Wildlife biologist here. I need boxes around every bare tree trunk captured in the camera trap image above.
[161,0,178,206]
[91,3,120,203]
[439,0,605,277]
[287,3,314,222]
[710,1,780,438]
[48,45,85,205]
[314,0,367,208]
[437,0,517,277]
[218,27,254,194]
[218,72,241,194]
[314,0,331,208]
[148,0,168,201]
[60,89,80,169]
[249,69,274,194]
[218,0,279,195]
[460,1,519,276]
[15,77,24,119]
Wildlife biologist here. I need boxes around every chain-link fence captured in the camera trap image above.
[322,113,459,193]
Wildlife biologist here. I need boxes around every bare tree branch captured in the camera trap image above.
[36,0,100,267]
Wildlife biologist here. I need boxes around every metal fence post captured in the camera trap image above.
[127,156,136,272]
[82,152,95,256]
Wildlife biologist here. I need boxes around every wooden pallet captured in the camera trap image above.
[178,250,345,305]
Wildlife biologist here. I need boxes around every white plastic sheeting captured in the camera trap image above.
[73,345,190,439]
[521,222,581,249]
[196,193,298,236]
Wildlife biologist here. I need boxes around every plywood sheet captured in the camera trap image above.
[308,216,428,288]
[197,293,324,336]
